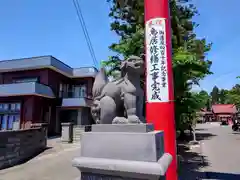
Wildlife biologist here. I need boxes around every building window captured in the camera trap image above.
[3,104,9,111]
[10,103,21,111]
[80,86,87,98]
[59,84,87,98]
[8,115,14,130]
[16,103,21,111]
[1,115,8,130]
[0,115,20,131]
[73,85,87,98]
[0,104,3,110]
[13,77,39,83]
[59,83,68,98]
[59,83,70,98]
[59,83,63,97]
[10,104,15,111]
[0,102,21,131]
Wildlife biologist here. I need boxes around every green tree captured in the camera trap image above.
[225,84,240,108]
[210,87,228,104]
[219,89,228,104]
[210,86,219,104]
[206,98,211,111]
[174,92,198,132]
[102,0,212,131]
[198,90,210,108]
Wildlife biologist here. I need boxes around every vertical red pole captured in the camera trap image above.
[144,0,177,180]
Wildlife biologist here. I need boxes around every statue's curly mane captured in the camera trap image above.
[120,56,144,78]
[120,61,127,77]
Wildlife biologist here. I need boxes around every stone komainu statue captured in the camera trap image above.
[91,56,145,124]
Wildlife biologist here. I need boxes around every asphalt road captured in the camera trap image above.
[0,141,80,180]
[196,123,240,179]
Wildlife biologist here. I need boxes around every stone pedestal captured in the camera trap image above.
[61,122,73,143]
[73,124,172,180]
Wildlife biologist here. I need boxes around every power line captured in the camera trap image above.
[73,0,98,67]
[72,0,99,68]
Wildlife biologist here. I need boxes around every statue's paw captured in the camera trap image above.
[127,115,141,124]
[139,116,146,123]
[112,117,128,124]
[96,119,100,124]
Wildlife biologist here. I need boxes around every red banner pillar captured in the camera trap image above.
[144,0,177,180]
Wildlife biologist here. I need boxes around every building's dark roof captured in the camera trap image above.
[0,56,98,78]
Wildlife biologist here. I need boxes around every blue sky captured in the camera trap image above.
[192,0,240,92]
[0,0,118,67]
[0,0,239,93]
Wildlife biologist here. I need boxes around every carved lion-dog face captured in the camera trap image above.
[120,55,144,76]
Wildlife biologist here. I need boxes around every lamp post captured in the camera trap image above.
[144,0,177,180]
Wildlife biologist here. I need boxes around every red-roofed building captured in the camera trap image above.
[197,108,213,123]
[212,104,238,124]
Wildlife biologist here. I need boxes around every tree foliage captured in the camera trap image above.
[197,90,210,109]
[206,98,211,111]
[210,86,219,104]
[209,86,229,105]
[225,84,240,108]
[102,0,212,131]
[219,89,228,104]
[208,83,240,109]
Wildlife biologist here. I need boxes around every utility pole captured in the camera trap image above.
[145,0,177,180]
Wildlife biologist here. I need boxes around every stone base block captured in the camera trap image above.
[91,123,154,133]
[73,154,172,180]
[81,131,164,162]
[73,124,172,180]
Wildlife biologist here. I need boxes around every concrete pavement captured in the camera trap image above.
[2,124,240,180]
[196,123,240,179]
[178,141,206,180]
[0,138,80,180]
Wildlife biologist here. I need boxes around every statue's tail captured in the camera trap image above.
[92,68,108,99]
[91,68,108,124]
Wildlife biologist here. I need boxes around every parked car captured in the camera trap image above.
[221,120,228,125]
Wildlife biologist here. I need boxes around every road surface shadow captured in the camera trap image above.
[196,132,217,141]
[179,132,216,141]
[195,128,207,131]
[178,142,209,179]
[0,146,52,170]
[205,172,240,180]
[232,132,240,135]
[47,135,61,140]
